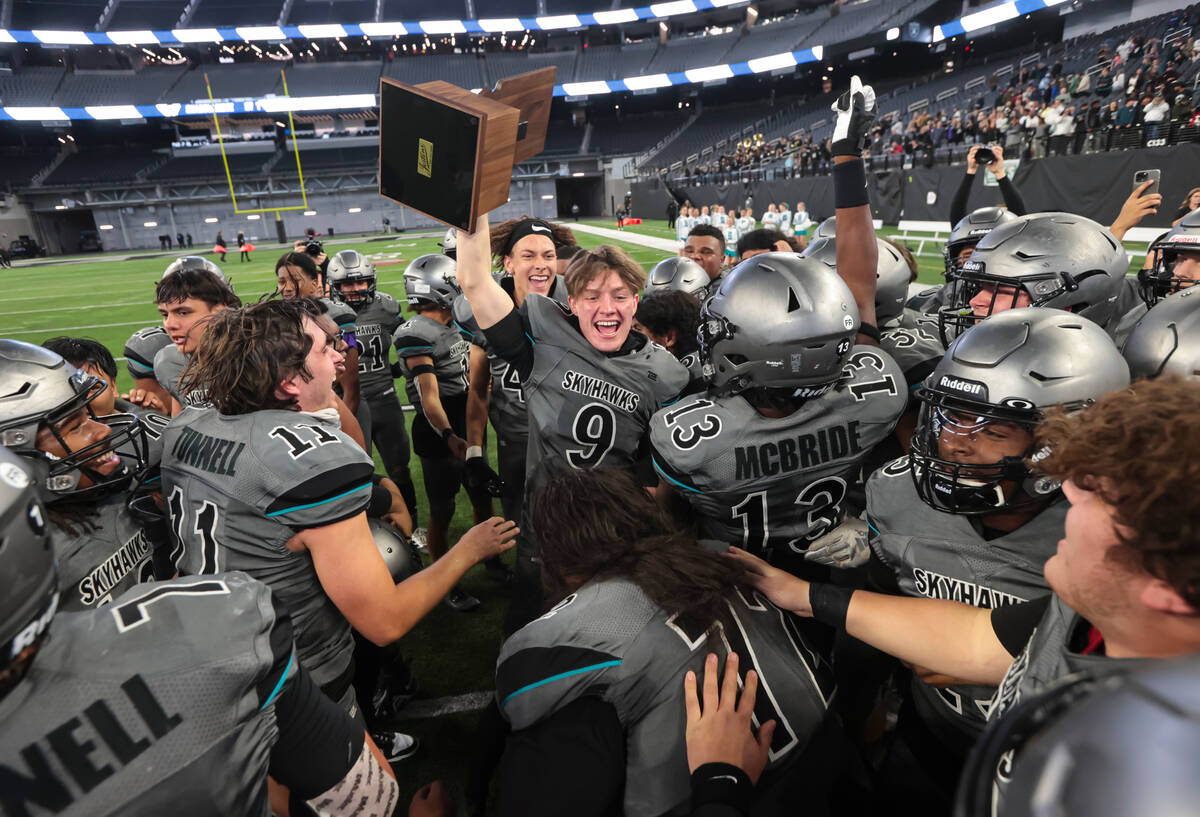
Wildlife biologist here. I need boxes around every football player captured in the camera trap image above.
[42,336,166,416]
[0,340,161,610]
[861,309,1129,800]
[1121,286,1200,379]
[935,212,1129,347]
[735,228,791,262]
[730,374,1200,813]
[906,208,1020,316]
[0,446,402,817]
[1135,209,1200,308]
[394,254,496,612]
[644,257,710,300]
[450,217,572,629]
[496,468,845,817]
[680,224,728,294]
[122,325,174,414]
[326,249,418,526]
[153,257,241,413]
[160,298,518,760]
[455,218,689,629]
[634,289,704,388]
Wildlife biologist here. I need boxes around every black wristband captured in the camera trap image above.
[690,762,754,816]
[857,321,881,342]
[440,426,454,442]
[809,582,854,630]
[833,159,869,209]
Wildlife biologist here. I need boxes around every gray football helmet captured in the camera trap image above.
[369,518,421,581]
[937,213,1128,346]
[0,340,148,503]
[699,251,859,396]
[0,446,56,694]
[162,255,227,282]
[403,254,460,310]
[943,207,1020,280]
[1121,285,1200,379]
[327,249,377,309]
[645,257,710,299]
[801,227,912,323]
[955,655,1200,817]
[911,308,1130,515]
[1138,209,1200,306]
[440,227,457,260]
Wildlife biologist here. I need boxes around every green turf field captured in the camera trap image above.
[4,218,1141,811]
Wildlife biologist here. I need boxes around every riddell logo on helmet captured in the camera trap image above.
[961,260,984,272]
[938,375,987,397]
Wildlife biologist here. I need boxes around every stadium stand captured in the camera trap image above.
[53,68,188,108]
[281,61,384,97]
[271,144,378,175]
[720,17,811,66]
[586,110,690,157]
[166,64,285,103]
[107,0,190,30]
[796,0,941,49]
[539,119,586,155]
[146,150,275,181]
[41,148,159,187]
[11,0,100,29]
[0,148,55,191]
[382,53,486,91]
[646,103,768,169]
[482,50,578,87]
[643,32,741,75]
[286,0,382,25]
[0,67,65,107]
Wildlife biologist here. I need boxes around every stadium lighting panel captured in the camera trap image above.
[304,210,317,216]
[204,217,219,223]
[144,221,158,227]
[98,224,114,230]
[348,207,363,213]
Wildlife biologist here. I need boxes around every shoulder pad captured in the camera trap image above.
[392,316,443,351]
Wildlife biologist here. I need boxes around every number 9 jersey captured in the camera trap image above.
[649,345,906,575]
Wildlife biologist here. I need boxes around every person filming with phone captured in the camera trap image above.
[949,145,1027,226]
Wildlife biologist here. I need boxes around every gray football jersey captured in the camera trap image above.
[320,297,358,337]
[905,283,947,315]
[497,578,835,817]
[153,344,209,409]
[987,595,1155,806]
[51,495,155,612]
[392,314,471,408]
[867,455,1065,740]
[161,408,374,689]
[123,326,172,383]
[650,346,906,574]
[349,293,403,398]
[0,572,294,817]
[880,309,946,388]
[521,294,689,491]
[452,281,568,449]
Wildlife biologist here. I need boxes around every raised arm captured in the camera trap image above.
[457,213,515,330]
[831,76,879,341]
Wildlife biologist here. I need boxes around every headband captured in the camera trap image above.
[503,218,556,256]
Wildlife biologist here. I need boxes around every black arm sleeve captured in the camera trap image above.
[482,306,536,381]
[990,595,1052,657]
[268,662,366,799]
[950,171,975,226]
[997,176,1027,216]
[499,697,625,817]
[690,764,754,817]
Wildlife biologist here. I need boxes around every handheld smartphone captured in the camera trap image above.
[1134,169,1161,197]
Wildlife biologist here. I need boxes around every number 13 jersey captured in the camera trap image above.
[650,346,906,573]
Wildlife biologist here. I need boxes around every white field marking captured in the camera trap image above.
[396,690,491,720]
[0,299,161,317]
[7,319,159,335]
[568,222,680,252]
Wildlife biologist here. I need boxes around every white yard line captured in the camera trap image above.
[568,223,679,252]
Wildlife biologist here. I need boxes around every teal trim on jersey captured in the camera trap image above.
[661,395,681,407]
[261,649,296,710]
[652,456,702,494]
[909,382,923,391]
[501,659,622,709]
[127,359,154,374]
[265,482,372,517]
[396,344,435,353]
[525,332,536,346]
[452,320,476,339]
[866,517,881,537]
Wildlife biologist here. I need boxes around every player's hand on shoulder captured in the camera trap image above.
[725,547,812,616]
[803,516,871,569]
[455,516,519,562]
[409,781,453,817]
[684,652,775,784]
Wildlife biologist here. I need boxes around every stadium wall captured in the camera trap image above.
[635,144,1200,228]
[28,178,557,253]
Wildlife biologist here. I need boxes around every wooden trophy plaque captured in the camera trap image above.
[378,67,556,232]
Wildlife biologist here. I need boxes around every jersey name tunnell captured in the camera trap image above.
[169,427,247,477]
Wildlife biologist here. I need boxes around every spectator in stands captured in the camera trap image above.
[1143,93,1170,140]
[1174,188,1200,226]
[1049,105,1076,155]
[1096,66,1114,97]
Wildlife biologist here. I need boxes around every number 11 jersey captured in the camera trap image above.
[650,345,906,574]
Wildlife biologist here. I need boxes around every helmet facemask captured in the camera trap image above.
[937,265,1084,346]
[909,387,1054,515]
[1138,249,1198,308]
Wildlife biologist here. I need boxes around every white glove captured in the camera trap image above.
[803,516,871,569]
[830,75,878,157]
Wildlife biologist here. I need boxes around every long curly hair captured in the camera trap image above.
[489,216,577,263]
[1035,376,1200,607]
[532,468,746,629]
